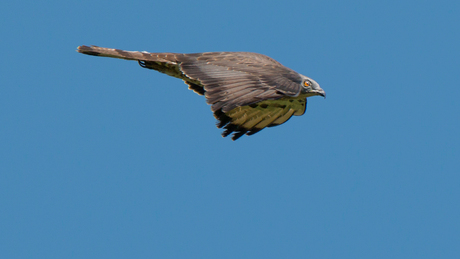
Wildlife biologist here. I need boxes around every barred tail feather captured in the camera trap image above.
[77,45,182,63]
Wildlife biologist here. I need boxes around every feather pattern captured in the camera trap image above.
[213,97,307,140]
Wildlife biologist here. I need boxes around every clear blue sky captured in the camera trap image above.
[1,0,459,258]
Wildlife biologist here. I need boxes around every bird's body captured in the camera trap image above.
[77,45,325,140]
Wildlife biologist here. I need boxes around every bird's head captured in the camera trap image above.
[300,76,325,98]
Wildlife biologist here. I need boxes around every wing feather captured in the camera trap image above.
[214,97,308,140]
[177,53,303,114]
[271,108,296,125]
[251,108,285,129]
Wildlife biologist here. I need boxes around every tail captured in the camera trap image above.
[77,45,180,64]
[77,45,151,61]
[77,45,194,81]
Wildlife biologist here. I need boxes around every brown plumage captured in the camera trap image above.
[77,45,325,140]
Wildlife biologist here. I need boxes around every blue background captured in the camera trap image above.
[1,0,459,258]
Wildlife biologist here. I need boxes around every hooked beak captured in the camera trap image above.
[308,78,325,98]
[318,90,326,98]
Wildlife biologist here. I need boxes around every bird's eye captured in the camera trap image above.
[304,81,311,87]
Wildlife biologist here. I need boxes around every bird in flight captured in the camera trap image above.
[77,45,325,140]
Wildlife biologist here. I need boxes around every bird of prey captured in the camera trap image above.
[77,45,325,140]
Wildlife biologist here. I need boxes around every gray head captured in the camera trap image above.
[299,75,325,98]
